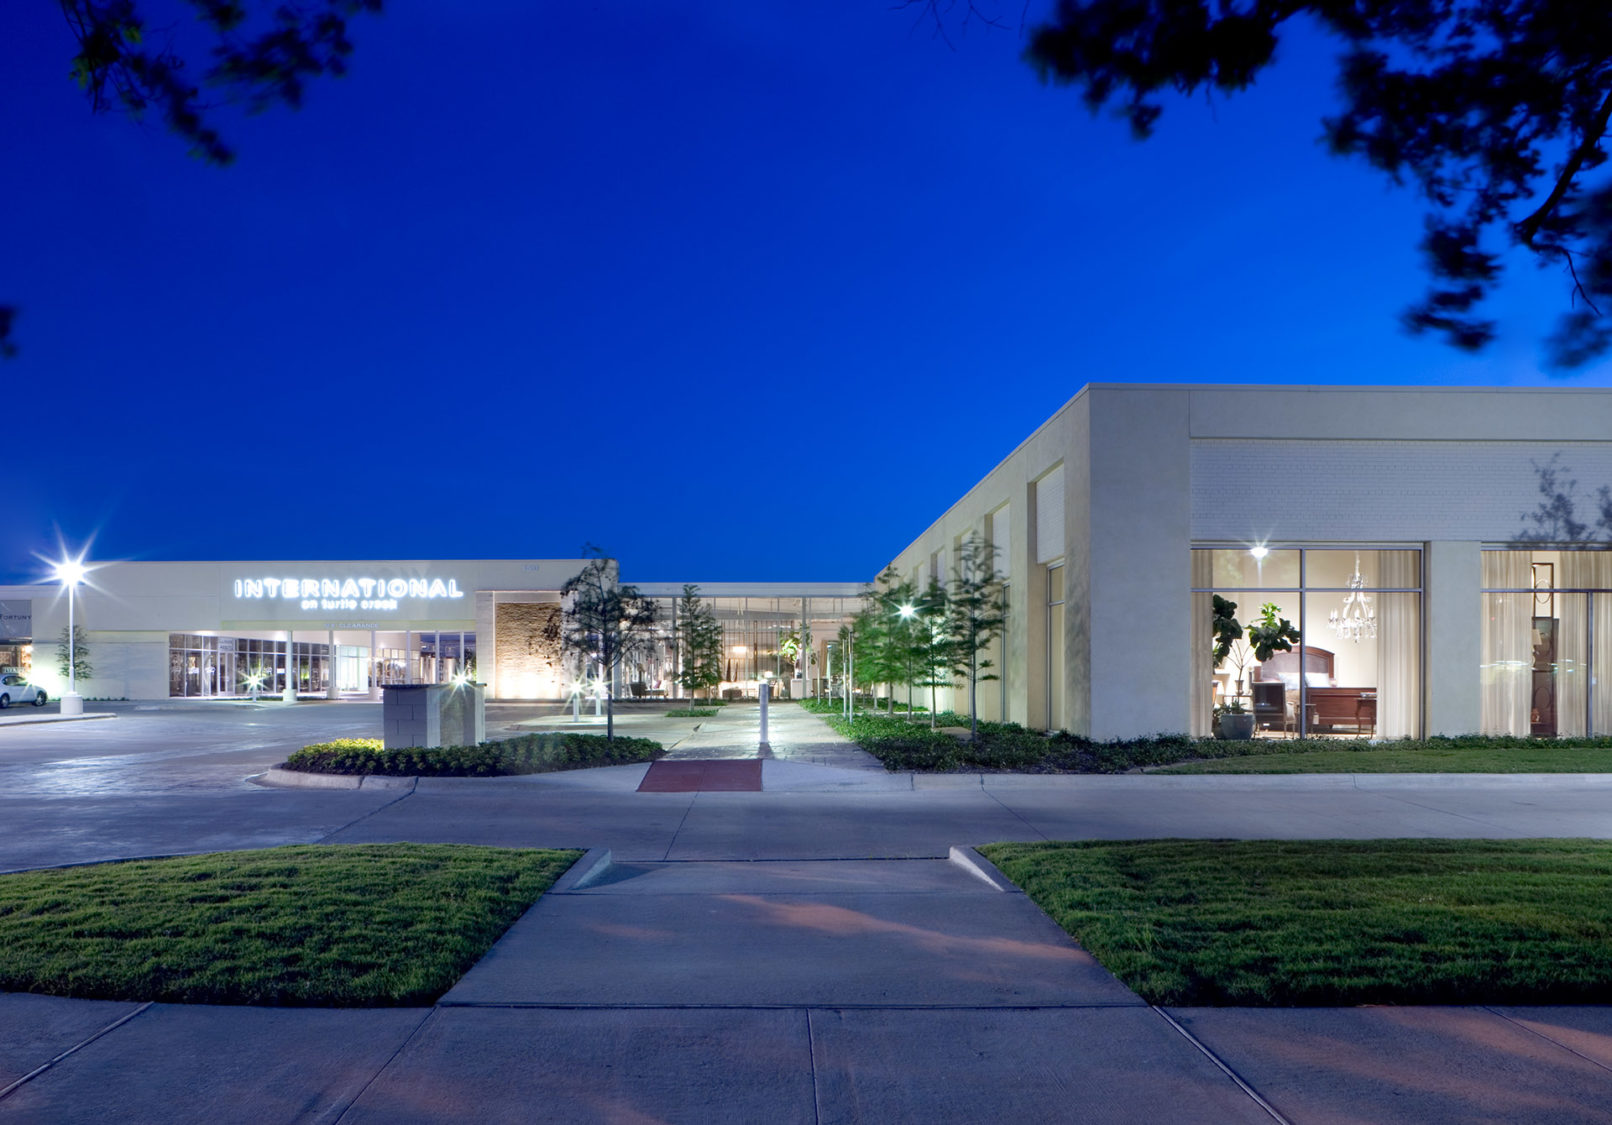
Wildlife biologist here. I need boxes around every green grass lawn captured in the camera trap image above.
[665,708,720,718]
[1156,743,1612,773]
[0,844,579,1006]
[979,839,1612,1007]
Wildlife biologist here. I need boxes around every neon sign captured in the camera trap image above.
[232,576,464,613]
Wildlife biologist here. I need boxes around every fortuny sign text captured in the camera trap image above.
[232,576,465,612]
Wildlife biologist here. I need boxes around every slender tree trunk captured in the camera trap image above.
[969,651,978,743]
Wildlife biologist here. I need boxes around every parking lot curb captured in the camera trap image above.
[0,712,116,727]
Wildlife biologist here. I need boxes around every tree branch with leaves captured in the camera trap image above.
[4,1,383,356]
[557,547,660,740]
[946,533,1007,742]
[1024,0,1612,367]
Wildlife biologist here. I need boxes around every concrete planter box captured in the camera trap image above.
[383,683,485,749]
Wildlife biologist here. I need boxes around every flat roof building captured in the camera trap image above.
[7,385,1612,739]
[0,561,863,704]
[882,384,1612,741]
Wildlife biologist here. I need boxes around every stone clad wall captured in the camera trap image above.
[495,602,562,698]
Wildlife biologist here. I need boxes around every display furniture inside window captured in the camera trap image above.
[1192,548,1421,740]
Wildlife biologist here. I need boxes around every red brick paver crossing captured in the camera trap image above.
[637,758,762,792]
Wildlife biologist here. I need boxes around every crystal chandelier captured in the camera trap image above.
[1329,554,1377,642]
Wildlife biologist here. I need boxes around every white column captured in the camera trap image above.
[282,629,296,702]
[368,628,381,700]
[404,629,414,684]
[327,628,339,699]
[1424,541,1481,735]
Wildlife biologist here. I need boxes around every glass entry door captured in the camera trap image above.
[335,646,369,693]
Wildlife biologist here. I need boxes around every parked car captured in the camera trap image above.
[0,673,47,708]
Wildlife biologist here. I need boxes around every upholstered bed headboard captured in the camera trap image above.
[1256,645,1334,682]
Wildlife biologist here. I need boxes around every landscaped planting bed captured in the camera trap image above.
[798,700,1612,773]
[1153,740,1612,773]
[0,844,579,1006]
[980,839,1612,1006]
[283,733,664,777]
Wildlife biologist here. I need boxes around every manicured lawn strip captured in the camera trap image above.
[0,844,579,1006]
[1155,744,1612,773]
[978,839,1612,1006]
[284,733,664,776]
[665,708,719,717]
[798,700,1612,773]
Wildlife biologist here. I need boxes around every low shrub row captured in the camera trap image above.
[283,733,665,777]
[803,704,1612,773]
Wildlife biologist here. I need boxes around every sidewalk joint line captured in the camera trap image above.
[1369,791,1520,832]
[0,1001,153,1104]
[981,786,1051,840]
[1483,1006,1612,1075]
[317,780,419,843]
[806,1008,823,1125]
[659,791,700,861]
[1152,1007,1291,1125]
[332,1007,437,1124]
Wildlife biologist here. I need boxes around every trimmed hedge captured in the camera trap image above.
[283,733,665,777]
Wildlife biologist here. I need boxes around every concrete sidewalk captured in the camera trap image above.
[661,700,888,770]
[4,706,1612,1121]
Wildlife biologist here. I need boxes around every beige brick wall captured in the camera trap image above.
[495,603,562,697]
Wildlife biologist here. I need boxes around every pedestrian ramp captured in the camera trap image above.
[637,758,763,792]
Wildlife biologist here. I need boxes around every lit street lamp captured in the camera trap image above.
[54,556,87,716]
[897,603,917,720]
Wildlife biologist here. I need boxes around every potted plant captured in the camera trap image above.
[1211,595,1253,733]
[1214,697,1255,740]
[1211,596,1300,738]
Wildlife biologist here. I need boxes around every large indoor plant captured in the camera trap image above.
[1211,596,1301,739]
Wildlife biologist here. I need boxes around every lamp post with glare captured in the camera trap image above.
[54,558,86,716]
[897,603,917,721]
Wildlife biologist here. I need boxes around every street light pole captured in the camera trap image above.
[55,557,87,716]
[844,627,854,721]
[898,603,916,721]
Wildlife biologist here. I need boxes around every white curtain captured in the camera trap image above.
[1374,551,1421,739]
[1562,552,1612,737]
[1190,551,1214,737]
[1480,552,1533,736]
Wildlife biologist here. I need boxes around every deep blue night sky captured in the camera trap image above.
[4,1,1608,585]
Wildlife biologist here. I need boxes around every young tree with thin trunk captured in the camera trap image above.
[855,567,913,714]
[676,584,722,702]
[909,578,951,728]
[557,548,659,740]
[56,625,93,683]
[947,533,1007,743]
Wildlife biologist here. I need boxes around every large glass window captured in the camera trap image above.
[1482,550,1612,737]
[168,634,300,697]
[1192,548,1422,739]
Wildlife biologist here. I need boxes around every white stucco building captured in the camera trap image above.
[882,384,1612,740]
[0,560,862,704]
[6,384,1612,738]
